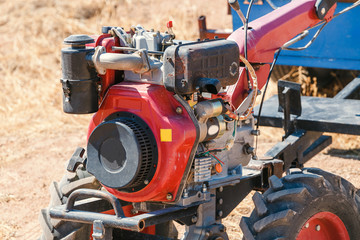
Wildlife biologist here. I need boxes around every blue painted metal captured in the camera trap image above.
[231,1,360,70]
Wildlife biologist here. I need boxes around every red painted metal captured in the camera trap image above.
[198,15,232,40]
[87,34,118,102]
[87,83,197,202]
[226,0,336,109]
[297,212,349,240]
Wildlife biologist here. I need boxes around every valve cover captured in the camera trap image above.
[87,112,158,191]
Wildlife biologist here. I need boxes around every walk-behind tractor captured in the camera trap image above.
[39,0,360,239]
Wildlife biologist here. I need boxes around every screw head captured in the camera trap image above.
[217,210,223,217]
[176,107,183,114]
[166,193,173,201]
[315,225,321,231]
[321,7,326,15]
[305,222,309,228]
[218,198,223,205]
[219,186,223,192]
[144,180,149,185]
[191,215,198,223]
[183,188,189,198]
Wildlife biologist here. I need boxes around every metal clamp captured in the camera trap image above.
[92,46,107,75]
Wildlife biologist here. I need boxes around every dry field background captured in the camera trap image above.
[0,0,358,239]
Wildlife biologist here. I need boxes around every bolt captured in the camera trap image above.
[219,186,223,192]
[131,209,138,214]
[250,130,260,136]
[176,107,183,114]
[202,183,207,193]
[181,79,187,87]
[321,7,326,15]
[183,188,189,198]
[144,180,149,185]
[191,215,198,223]
[205,230,211,237]
[166,193,173,201]
[218,210,223,217]
[218,198,223,205]
[305,223,309,228]
[315,225,320,231]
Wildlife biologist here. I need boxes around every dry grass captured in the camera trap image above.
[0,0,231,162]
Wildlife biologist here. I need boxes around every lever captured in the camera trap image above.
[228,0,246,26]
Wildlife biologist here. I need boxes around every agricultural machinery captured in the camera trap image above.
[39,0,360,239]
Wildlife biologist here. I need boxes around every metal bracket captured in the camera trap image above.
[277,80,302,138]
[245,158,284,190]
[134,49,151,74]
[265,130,332,171]
[315,0,337,20]
[92,220,113,240]
[66,147,86,172]
[50,189,199,233]
[93,46,107,75]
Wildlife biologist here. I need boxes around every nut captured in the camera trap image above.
[166,193,173,200]
[176,107,183,114]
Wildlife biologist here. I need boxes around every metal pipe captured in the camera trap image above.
[97,52,144,72]
[65,189,125,218]
[50,208,145,232]
[112,46,164,55]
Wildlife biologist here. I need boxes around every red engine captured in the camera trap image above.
[60,0,333,204]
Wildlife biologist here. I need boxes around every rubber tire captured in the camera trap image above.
[240,168,360,240]
[39,167,101,240]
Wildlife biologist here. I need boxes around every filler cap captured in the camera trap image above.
[64,34,94,48]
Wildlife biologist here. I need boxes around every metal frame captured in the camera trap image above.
[254,77,360,171]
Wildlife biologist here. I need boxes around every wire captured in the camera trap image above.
[283,0,360,51]
[254,49,282,155]
[282,22,328,51]
[209,152,225,165]
[244,0,256,89]
[238,55,258,120]
[265,0,279,10]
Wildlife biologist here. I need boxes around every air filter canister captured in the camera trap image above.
[87,113,158,192]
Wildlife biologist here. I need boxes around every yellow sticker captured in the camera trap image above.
[160,129,172,142]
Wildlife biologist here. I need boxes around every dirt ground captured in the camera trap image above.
[0,0,359,239]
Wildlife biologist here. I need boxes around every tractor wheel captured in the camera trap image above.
[39,166,101,240]
[240,168,360,240]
